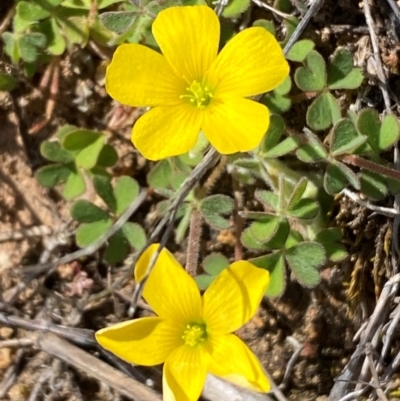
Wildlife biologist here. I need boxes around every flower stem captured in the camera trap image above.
[340,155,400,182]
[186,209,203,277]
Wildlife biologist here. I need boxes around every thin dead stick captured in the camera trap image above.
[341,189,400,218]
[279,336,303,391]
[283,0,325,55]
[251,0,291,18]
[329,274,400,399]
[365,343,389,401]
[385,0,400,23]
[0,348,24,398]
[0,338,33,349]
[0,312,96,347]
[363,0,391,110]
[34,332,162,401]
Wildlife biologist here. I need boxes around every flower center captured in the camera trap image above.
[182,323,207,347]
[180,80,213,108]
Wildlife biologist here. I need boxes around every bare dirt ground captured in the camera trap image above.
[2,0,400,400]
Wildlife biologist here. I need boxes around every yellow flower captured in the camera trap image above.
[96,244,270,401]
[106,5,289,161]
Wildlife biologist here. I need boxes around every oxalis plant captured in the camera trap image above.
[3,0,400,399]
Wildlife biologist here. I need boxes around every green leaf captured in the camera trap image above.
[175,204,191,243]
[56,124,78,141]
[241,228,269,250]
[63,130,106,170]
[75,219,112,247]
[286,39,315,62]
[100,11,135,33]
[314,228,347,262]
[62,167,86,199]
[253,19,275,35]
[285,242,325,287]
[380,114,400,150]
[199,195,234,230]
[327,49,354,86]
[295,130,327,162]
[294,50,326,92]
[255,190,279,211]
[114,176,139,216]
[40,140,74,163]
[104,230,129,264]
[250,252,286,297]
[17,1,50,21]
[261,91,292,114]
[307,92,341,131]
[93,175,116,212]
[330,118,366,156]
[203,253,229,276]
[324,163,346,194]
[359,170,388,200]
[286,177,308,209]
[147,160,172,189]
[96,144,118,167]
[71,200,109,222]
[195,274,216,290]
[275,76,292,96]
[35,163,71,187]
[287,198,319,219]
[18,32,47,62]
[0,73,16,91]
[223,0,250,17]
[60,16,89,45]
[260,114,284,152]
[336,162,360,190]
[39,19,66,55]
[2,32,19,64]
[328,68,363,90]
[121,222,146,251]
[263,137,299,158]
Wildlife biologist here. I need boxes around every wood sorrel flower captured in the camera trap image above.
[106,5,289,161]
[96,244,270,401]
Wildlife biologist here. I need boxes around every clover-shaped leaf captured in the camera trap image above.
[307,92,340,131]
[294,50,326,92]
[40,141,74,163]
[330,118,367,156]
[327,49,363,90]
[250,251,286,297]
[285,242,325,287]
[359,170,388,200]
[296,130,328,163]
[357,109,400,153]
[75,219,112,247]
[71,200,110,223]
[262,76,292,114]
[199,195,234,230]
[122,222,147,251]
[314,228,347,263]
[62,129,106,170]
[114,176,139,216]
[286,39,315,62]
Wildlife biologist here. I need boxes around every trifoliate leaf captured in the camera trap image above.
[71,200,109,223]
[294,50,326,92]
[76,219,112,247]
[114,176,139,216]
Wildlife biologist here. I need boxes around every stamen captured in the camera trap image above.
[182,323,207,347]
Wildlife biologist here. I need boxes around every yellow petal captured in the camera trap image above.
[136,244,203,323]
[132,104,203,160]
[202,261,269,334]
[95,317,182,366]
[163,345,209,401]
[208,333,270,392]
[203,97,269,154]
[152,6,219,81]
[106,43,184,107]
[207,27,289,97]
